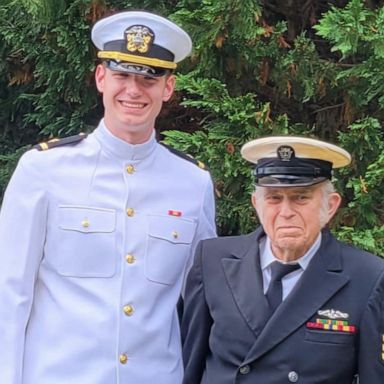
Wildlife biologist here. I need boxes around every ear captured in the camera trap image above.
[95,64,106,93]
[251,192,257,210]
[251,192,264,225]
[162,75,176,101]
[327,192,342,221]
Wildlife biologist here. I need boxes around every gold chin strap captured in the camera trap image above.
[98,51,177,69]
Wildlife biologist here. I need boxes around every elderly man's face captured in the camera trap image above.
[252,184,341,261]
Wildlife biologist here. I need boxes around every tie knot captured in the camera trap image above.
[270,261,300,282]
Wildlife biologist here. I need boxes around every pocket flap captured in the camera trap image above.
[58,205,116,233]
[148,215,196,244]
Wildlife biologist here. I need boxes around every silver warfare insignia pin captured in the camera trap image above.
[317,309,349,319]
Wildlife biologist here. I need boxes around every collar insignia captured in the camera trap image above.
[317,309,349,319]
[125,25,154,54]
[277,145,295,161]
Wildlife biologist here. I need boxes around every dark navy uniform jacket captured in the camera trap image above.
[181,227,384,384]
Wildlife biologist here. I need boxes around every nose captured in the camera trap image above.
[278,198,296,218]
[125,76,142,96]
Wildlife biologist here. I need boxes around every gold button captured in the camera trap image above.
[125,254,135,264]
[172,230,179,239]
[81,219,90,228]
[126,165,135,174]
[119,354,128,364]
[123,304,134,316]
[126,208,135,217]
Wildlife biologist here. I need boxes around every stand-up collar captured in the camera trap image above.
[93,119,157,160]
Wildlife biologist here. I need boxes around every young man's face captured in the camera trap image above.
[95,64,175,144]
[252,184,341,261]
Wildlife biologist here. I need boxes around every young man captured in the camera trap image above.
[181,136,384,384]
[0,11,216,384]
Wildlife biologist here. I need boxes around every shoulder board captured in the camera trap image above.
[161,143,208,171]
[33,133,88,151]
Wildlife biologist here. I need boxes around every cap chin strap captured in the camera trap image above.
[98,51,177,69]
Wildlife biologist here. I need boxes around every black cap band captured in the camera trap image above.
[254,157,333,186]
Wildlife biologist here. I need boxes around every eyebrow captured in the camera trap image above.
[265,187,315,195]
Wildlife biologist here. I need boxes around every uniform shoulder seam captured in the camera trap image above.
[160,143,208,171]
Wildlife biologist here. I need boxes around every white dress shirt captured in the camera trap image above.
[260,233,322,300]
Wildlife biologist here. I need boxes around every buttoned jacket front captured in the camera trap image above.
[181,228,384,384]
[0,120,216,384]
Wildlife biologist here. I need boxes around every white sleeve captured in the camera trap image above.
[195,171,217,243]
[0,151,48,384]
[182,172,216,291]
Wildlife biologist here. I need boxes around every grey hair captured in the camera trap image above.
[319,180,336,227]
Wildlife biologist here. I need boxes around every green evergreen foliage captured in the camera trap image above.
[0,0,383,255]
[165,0,384,254]
[1,0,99,138]
[0,146,29,199]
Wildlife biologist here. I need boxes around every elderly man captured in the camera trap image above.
[181,136,384,384]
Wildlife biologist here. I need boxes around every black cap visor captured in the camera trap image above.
[106,60,170,77]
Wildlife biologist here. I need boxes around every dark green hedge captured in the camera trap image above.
[1,0,383,254]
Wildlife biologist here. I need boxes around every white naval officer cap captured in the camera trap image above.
[91,10,192,77]
[241,136,351,187]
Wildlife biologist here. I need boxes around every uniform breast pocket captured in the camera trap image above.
[305,329,355,346]
[51,205,116,277]
[145,215,197,285]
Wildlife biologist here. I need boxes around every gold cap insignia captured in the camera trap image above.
[125,25,154,54]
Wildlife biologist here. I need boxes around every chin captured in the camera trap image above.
[276,238,305,251]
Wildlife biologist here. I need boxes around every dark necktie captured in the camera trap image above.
[266,261,300,313]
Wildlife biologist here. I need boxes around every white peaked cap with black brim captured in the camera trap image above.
[91,11,192,77]
[241,136,351,187]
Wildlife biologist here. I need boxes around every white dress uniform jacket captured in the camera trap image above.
[0,120,216,384]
